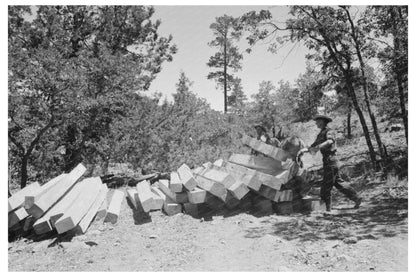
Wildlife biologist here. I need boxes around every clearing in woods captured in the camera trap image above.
[8,132,408,271]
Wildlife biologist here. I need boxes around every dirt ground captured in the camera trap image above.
[8,177,407,272]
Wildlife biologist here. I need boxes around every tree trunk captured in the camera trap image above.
[346,76,377,166]
[344,6,386,160]
[20,155,29,189]
[396,73,408,143]
[223,40,228,114]
[358,71,386,160]
[392,7,408,143]
[347,103,352,138]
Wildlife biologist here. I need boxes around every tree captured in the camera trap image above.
[228,77,247,113]
[8,5,177,188]
[294,63,326,121]
[175,70,194,95]
[240,6,379,166]
[365,6,408,143]
[207,15,243,114]
[249,81,278,132]
[274,80,300,125]
[340,6,386,160]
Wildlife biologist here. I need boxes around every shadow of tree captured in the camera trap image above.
[244,196,407,242]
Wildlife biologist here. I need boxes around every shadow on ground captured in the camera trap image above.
[244,195,407,242]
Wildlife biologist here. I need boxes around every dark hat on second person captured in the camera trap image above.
[313,114,333,123]
[254,124,267,133]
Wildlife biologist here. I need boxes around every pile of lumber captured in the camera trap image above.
[125,135,321,218]
[8,164,110,237]
[8,135,322,240]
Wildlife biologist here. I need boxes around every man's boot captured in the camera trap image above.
[325,199,331,212]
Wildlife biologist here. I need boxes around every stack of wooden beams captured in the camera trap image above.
[9,134,322,240]
[8,163,112,237]
[127,135,320,218]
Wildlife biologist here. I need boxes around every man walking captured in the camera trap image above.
[303,115,362,212]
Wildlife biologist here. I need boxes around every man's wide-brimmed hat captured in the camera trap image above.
[254,124,267,133]
[313,114,333,123]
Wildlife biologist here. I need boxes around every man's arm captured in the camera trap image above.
[309,139,333,152]
[309,129,335,152]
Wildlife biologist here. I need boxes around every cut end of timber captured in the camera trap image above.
[24,197,35,210]
[49,213,64,228]
[75,163,87,172]
[103,213,118,224]
[55,217,76,234]
[28,204,45,219]
[33,219,53,235]
[163,202,183,216]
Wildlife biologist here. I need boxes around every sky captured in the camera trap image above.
[146,5,310,111]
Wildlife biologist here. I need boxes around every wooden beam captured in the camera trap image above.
[228,153,286,176]
[257,185,279,202]
[275,189,293,202]
[302,197,324,212]
[24,174,67,210]
[28,164,86,218]
[213,159,224,167]
[227,180,250,200]
[23,216,35,232]
[49,177,94,228]
[150,187,164,210]
[201,168,236,188]
[209,164,251,199]
[32,177,94,235]
[95,199,108,221]
[187,188,207,204]
[126,188,139,209]
[8,207,28,229]
[224,192,240,209]
[201,167,250,200]
[194,174,227,202]
[153,187,183,216]
[221,162,261,191]
[177,164,198,191]
[157,179,188,203]
[169,172,183,192]
[225,161,286,190]
[192,166,205,175]
[75,183,108,234]
[54,177,102,234]
[183,203,198,217]
[241,134,290,161]
[9,182,41,212]
[255,171,287,190]
[202,162,213,168]
[102,189,124,224]
[135,180,155,212]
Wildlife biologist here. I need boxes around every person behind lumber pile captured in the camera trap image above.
[252,124,280,156]
[299,114,362,212]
